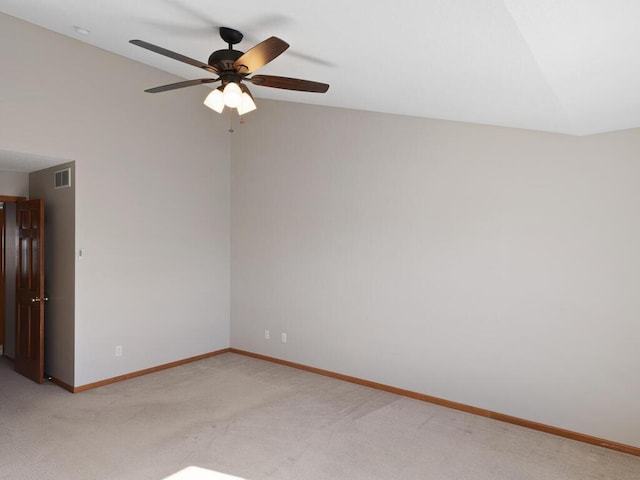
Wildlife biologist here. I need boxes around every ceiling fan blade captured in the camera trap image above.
[249,75,329,93]
[130,39,219,75]
[233,37,289,74]
[144,78,218,93]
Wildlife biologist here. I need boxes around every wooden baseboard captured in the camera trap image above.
[71,348,231,393]
[229,348,640,457]
[49,375,74,392]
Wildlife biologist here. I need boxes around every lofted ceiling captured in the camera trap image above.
[0,149,70,173]
[1,0,640,136]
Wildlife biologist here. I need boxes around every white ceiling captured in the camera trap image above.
[2,0,640,136]
[0,149,69,173]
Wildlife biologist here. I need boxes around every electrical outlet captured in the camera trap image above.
[115,345,123,357]
[281,332,287,343]
[264,329,270,340]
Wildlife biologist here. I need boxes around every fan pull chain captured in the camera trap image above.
[228,111,234,133]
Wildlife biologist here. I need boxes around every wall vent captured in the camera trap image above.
[54,168,71,189]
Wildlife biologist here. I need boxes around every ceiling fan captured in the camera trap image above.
[130,27,329,116]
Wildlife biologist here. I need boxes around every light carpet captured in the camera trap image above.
[0,353,638,479]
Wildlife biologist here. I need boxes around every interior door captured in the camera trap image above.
[0,207,5,354]
[15,199,45,383]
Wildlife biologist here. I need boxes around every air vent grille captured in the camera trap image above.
[54,168,71,189]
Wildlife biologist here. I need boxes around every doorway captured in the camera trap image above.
[0,161,75,387]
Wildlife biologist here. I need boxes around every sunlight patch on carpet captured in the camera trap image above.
[163,466,247,480]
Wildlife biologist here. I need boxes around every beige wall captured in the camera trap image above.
[0,170,28,197]
[231,99,640,447]
[29,162,76,385]
[1,13,231,386]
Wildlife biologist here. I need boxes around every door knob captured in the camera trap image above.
[31,297,49,303]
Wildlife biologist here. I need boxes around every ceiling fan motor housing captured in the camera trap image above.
[208,49,246,78]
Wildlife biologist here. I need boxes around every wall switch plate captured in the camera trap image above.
[281,332,287,343]
[264,329,270,340]
[115,345,123,357]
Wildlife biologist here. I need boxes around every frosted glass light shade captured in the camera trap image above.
[222,82,242,108]
[237,92,257,115]
[203,89,224,113]
[204,83,257,116]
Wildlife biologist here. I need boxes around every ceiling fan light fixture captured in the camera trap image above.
[203,88,225,113]
[237,92,257,115]
[222,82,242,108]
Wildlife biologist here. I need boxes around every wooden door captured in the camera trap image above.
[15,199,45,383]
[0,207,4,354]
